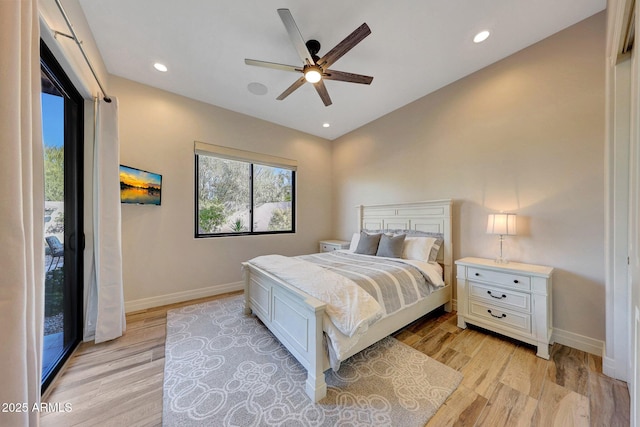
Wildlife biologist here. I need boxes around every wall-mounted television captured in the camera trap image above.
[119,165,162,205]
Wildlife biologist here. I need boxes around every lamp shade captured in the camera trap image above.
[487,213,517,235]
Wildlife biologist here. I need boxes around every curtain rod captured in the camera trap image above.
[53,0,111,103]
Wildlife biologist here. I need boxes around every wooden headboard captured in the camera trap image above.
[356,199,453,287]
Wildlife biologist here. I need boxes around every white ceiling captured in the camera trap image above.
[78,0,605,140]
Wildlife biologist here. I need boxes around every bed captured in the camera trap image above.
[241,199,453,402]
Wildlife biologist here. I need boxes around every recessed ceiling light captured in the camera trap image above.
[322,123,330,128]
[473,30,490,43]
[153,63,168,72]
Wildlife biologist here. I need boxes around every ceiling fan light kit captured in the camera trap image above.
[245,8,373,106]
[304,65,322,83]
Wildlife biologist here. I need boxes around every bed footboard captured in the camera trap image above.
[242,262,328,402]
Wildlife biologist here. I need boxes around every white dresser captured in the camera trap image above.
[318,240,350,253]
[455,257,554,359]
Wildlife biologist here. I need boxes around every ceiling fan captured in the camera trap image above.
[245,8,373,106]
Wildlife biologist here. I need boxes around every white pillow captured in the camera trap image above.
[349,232,360,251]
[402,236,437,261]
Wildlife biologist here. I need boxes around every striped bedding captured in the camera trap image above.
[298,251,439,318]
[296,251,443,369]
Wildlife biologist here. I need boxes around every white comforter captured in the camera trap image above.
[247,255,383,339]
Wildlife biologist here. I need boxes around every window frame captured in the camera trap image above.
[194,143,296,238]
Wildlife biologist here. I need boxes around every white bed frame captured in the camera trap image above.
[242,199,453,402]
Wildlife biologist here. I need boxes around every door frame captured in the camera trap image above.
[40,40,84,393]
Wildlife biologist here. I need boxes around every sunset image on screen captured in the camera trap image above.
[119,165,162,205]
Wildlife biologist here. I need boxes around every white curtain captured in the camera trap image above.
[0,0,44,425]
[84,98,126,343]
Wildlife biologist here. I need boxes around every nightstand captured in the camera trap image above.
[455,257,554,359]
[319,239,350,253]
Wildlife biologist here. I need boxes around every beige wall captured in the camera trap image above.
[332,13,606,340]
[110,76,333,306]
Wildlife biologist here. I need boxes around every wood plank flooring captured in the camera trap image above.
[41,293,629,426]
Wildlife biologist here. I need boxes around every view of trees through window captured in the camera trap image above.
[197,155,294,236]
[45,145,64,202]
[44,145,65,236]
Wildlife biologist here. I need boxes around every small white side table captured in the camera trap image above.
[455,257,554,359]
[318,240,350,253]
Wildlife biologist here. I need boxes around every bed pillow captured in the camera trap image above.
[354,232,382,255]
[349,232,360,251]
[429,237,444,262]
[363,229,444,262]
[402,236,437,261]
[376,233,406,258]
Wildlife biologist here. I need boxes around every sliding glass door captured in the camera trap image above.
[40,41,84,391]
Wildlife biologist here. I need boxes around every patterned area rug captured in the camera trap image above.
[162,295,462,426]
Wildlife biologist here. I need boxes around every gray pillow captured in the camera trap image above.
[376,233,406,258]
[365,229,444,262]
[354,232,382,255]
[429,237,444,262]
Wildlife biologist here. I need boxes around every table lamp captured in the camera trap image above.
[487,213,517,263]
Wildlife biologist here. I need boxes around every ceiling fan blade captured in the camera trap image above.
[317,23,371,69]
[323,69,373,85]
[313,80,332,106]
[277,8,314,64]
[245,59,301,73]
[276,76,306,100]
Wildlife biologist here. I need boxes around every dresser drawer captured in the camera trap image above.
[469,301,531,333]
[469,282,531,312]
[320,243,339,252]
[468,267,531,290]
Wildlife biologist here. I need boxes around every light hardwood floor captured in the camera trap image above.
[41,292,629,426]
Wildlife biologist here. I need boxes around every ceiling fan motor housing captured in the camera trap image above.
[306,39,321,62]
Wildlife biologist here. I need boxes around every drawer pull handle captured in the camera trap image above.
[487,309,506,319]
[487,291,507,299]
[475,273,480,276]
[513,279,519,284]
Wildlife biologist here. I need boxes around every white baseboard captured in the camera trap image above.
[552,327,604,357]
[603,355,616,376]
[603,354,629,381]
[124,281,244,313]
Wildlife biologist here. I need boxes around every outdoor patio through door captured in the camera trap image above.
[41,40,84,392]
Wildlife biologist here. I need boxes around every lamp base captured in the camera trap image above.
[494,234,509,264]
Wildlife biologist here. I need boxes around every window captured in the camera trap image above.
[195,142,296,237]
